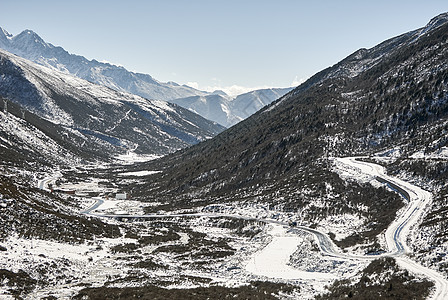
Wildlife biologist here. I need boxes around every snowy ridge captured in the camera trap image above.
[275,12,448,109]
[0,27,208,102]
[412,12,448,42]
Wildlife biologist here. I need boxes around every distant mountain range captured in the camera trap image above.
[0,27,292,127]
[170,87,293,127]
[0,48,225,162]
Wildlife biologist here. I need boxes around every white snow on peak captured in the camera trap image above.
[0,27,12,39]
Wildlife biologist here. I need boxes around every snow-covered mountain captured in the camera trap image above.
[170,94,235,128]
[230,88,293,125]
[170,87,293,127]
[0,27,293,127]
[0,48,224,161]
[0,27,208,102]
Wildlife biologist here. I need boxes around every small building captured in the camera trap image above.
[116,193,128,200]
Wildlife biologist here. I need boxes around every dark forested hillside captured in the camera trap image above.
[136,15,448,210]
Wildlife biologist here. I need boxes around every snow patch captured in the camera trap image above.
[119,170,161,177]
[115,151,161,164]
[245,224,335,280]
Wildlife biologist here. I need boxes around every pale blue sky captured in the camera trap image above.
[1,1,447,95]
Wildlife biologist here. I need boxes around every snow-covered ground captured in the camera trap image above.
[245,223,335,281]
[410,147,448,159]
[83,160,448,299]
[119,170,161,177]
[88,198,148,215]
[5,156,448,299]
[3,234,132,299]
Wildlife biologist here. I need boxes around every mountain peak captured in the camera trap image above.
[18,29,38,37]
[13,29,47,46]
[0,27,12,40]
[0,27,13,46]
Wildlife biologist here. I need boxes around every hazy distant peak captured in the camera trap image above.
[211,90,229,97]
[12,29,48,49]
[170,87,292,127]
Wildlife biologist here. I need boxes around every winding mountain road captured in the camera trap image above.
[335,157,448,299]
[80,198,104,214]
[37,173,61,192]
[78,157,447,299]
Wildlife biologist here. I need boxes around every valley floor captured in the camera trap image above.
[1,157,447,299]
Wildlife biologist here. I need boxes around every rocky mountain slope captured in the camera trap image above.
[171,87,293,127]
[133,12,448,271]
[0,48,224,163]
